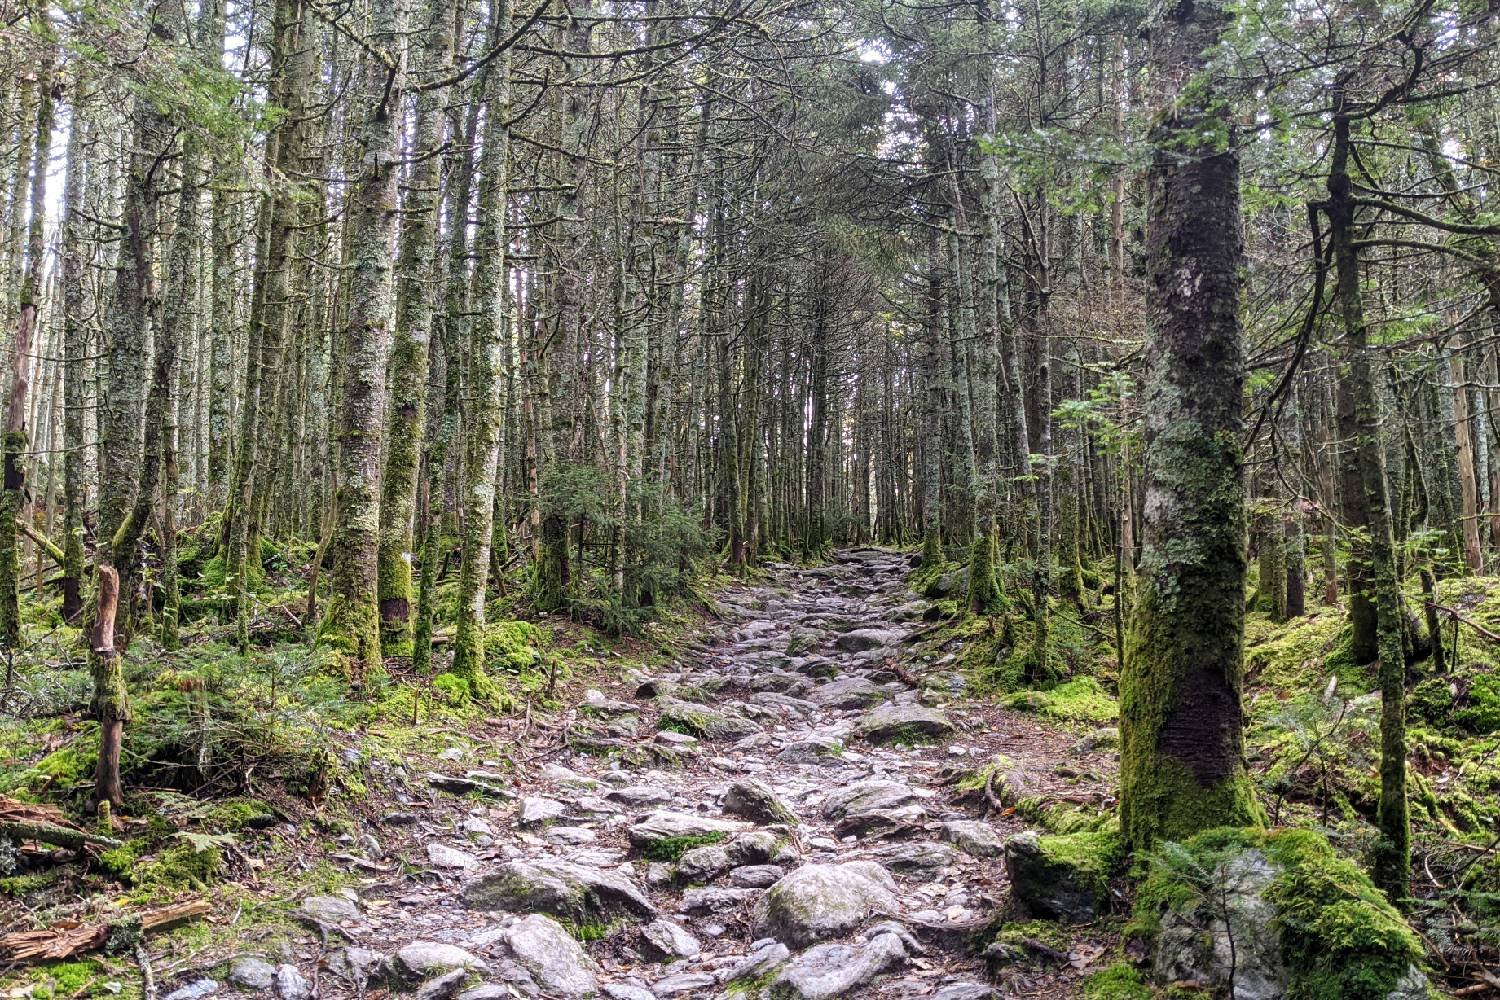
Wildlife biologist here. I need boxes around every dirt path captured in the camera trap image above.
[214,549,1111,1000]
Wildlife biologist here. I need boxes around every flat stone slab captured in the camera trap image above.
[462,858,656,922]
[857,702,955,744]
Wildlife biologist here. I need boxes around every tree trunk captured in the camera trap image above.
[1120,0,1261,851]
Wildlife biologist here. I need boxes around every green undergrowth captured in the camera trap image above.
[1001,676,1118,724]
[639,831,726,862]
[1136,827,1425,1000]
[1083,964,1153,1000]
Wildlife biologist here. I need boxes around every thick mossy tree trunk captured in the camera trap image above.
[377,0,455,655]
[919,233,944,567]
[450,7,512,690]
[322,0,409,677]
[1328,96,1409,903]
[1120,0,1261,851]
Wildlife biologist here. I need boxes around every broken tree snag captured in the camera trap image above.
[0,900,212,964]
[90,565,128,809]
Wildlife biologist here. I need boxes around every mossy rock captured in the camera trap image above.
[1138,827,1429,1000]
[1004,828,1121,923]
[1001,677,1118,724]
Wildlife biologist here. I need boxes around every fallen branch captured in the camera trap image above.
[0,900,212,964]
[1432,604,1500,644]
[16,516,66,566]
[0,819,122,851]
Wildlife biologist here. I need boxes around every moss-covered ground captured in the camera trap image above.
[912,547,1498,997]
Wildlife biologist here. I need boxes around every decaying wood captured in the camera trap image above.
[0,795,121,849]
[0,900,212,964]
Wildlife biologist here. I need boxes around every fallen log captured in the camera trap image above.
[0,900,213,964]
[0,819,123,851]
[0,795,122,850]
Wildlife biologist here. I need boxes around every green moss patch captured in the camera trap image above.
[1137,827,1425,1000]
[639,831,726,862]
[1084,964,1153,1000]
[1002,676,1118,724]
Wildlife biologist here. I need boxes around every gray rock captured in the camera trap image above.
[412,969,468,1000]
[272,966,312,1000]
[455,987,514,1000]
[932,983,998,1000]
[815,677,888,711]
[639,919,700,961]
[626,810,748,852]
[767,930,907,1000]
[463,857,656,922]
[602,986,657,1000]
[723,779,797,825]
[518,795,567,826]
[394,942,485,979]
[326,947,388,987]
[820,779,919,820]
[227,957,276,991]
[725,940,791,984]
[676,830,778,882]
[299,894,362,925]
[1154,848,1287,1000]
[605,786,673,808]
[1073,726,1120,753]
[871,841,959,872]
[857,702,954,744]
[1004,831,1110,924]
[163,980,219,1000]
[657,697,761,741]
[835,628,900,652]
[651,973,716,997]
[545,825,598,845]
[753,861,898,948]
[490,914,598,998]
[428,843,480,869]
[730,865,784,888]
[680,887,763,913]
[940,819,1005,858]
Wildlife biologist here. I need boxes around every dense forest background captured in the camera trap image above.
[1,0,1498,997]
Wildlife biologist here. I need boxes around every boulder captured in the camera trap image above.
[675,830,778,883]
[227,957,276,991]
[766,929,907,1000]
[723,779,797,825]
[394,942,484,980]
[871,841,959,872]
[857,702,954,744]
[638,919,700,961]
[517,795,567,826]
[1004,830,1118,924]
[811,676,885,710]
[1145,828,1430,1000]
[626,810,749,860]
[427,843,479,869]
[489,914,598,999]
[462,857,656,922]
[298,895,362,925]
[835,628,900,653]
[940,820,1005,858]
[820,779,920,820]
[657,697,761,741]
[753,861,898,948]
[272,966,312,1000]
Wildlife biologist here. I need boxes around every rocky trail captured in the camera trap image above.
[209,549,1116,1000]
